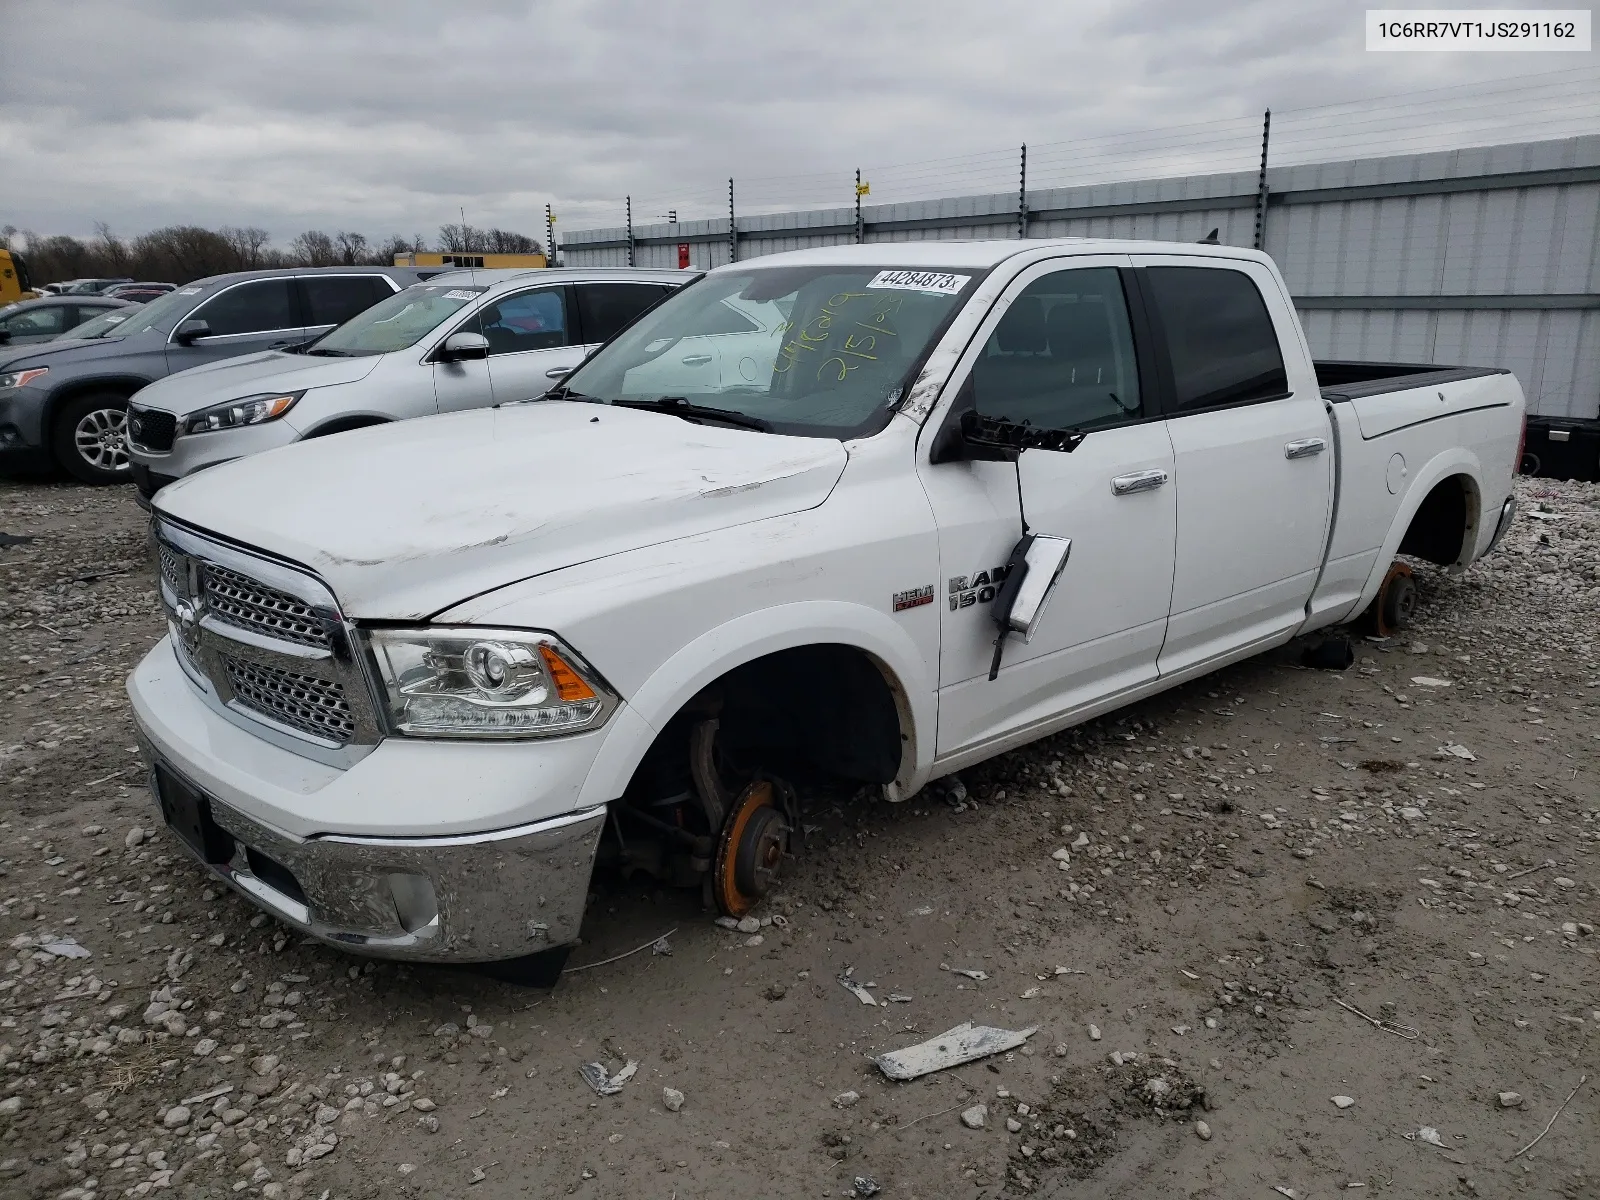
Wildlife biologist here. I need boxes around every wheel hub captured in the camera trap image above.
[711,780,793,917]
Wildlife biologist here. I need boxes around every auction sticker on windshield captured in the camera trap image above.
[867,270,970,295]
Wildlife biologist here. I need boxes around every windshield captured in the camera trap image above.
[71,287,196,339]
[308,283,489,356]
[560,265,981,437]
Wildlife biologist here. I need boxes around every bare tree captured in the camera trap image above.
[220,226,273,269]
[335,231,369,265]
[288,230,338,267]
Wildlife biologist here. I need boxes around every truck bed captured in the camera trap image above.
[1316,360,1510,401]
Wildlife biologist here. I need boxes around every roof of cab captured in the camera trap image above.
[700,238,1272,270]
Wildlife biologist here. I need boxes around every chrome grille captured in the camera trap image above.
[154,519,378,760]
[159,544,185,593]
[222,655,356,744]
[202,562,330,649]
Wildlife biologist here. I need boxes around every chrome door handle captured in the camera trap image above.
[1285,438,1327,459]
[1110,468,1168,496]
[681,354,713,366]
[545,366,572,378]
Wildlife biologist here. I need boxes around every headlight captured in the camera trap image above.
[0,367,48,390]
[183,390,304,435]
[364,627,617,739]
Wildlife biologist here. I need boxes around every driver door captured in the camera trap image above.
[925,257,1178,758]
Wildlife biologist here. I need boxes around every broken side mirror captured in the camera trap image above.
[986,533,1072,679]
[928,380,1088,464]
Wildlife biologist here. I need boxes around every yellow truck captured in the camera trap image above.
[393,251,547,270]
[0,249,38,304]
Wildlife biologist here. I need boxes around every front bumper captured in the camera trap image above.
[128,637,611,962]
[128,416,300,485]
[139,746,603,961]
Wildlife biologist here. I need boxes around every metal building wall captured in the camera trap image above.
[563,136,1600,416]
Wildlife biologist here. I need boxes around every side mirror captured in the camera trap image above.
[985,534,1072,679]
[441,331,489,362]
[174,319,211,345]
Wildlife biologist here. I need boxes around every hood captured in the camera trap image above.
[0,332,151,371]
[131,350,381,416]
[155,401,848,618]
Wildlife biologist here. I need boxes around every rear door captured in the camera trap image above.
[298,274,398,341]
[1131,256,1332,675]
[925,256,1179,757]
[169,278,305,370]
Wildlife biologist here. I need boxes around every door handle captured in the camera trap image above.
[545,366,572,379]
[680,354,713,366]
[1110,468,1168,496]
[1285,437,1327,459]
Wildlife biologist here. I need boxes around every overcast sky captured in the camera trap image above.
[1,0,1593,245]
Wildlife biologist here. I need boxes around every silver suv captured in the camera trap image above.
[125,268,689,499]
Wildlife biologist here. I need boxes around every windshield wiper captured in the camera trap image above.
[611,397,772,432]
[301,347,351,357]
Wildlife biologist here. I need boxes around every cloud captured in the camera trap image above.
[0,0,1586,245]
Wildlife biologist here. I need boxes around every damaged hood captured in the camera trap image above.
[154,401,847,617]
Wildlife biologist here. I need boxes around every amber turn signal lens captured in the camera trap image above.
[538,644,597,702]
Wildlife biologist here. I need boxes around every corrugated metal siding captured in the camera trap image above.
[564,136,1600,416]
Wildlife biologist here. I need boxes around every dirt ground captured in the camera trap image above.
[0,473,1595,1200]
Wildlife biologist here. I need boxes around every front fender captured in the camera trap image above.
[576,600,936,808]
[1347,446,1484,620]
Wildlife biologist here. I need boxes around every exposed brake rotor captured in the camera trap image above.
[1372,560,1417,637]
[711,779,794,918]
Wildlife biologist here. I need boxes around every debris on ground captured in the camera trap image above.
[873,1022,1039,1081]
[578,1060,639,1096]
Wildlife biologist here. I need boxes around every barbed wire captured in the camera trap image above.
[566,66,1599,235]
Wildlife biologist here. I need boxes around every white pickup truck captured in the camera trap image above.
[127,239,1525,982]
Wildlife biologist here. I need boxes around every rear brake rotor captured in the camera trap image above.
[712,780,792,918]
[1373,561,1417,637]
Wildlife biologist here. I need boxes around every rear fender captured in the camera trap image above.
[1347,448,1483,619]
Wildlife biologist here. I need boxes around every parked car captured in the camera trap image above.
[125,267,686,499]
[106,282,178,303]
[58,278,135,295]
[128,239,1525,981]
[0,296,129,345]
[0,265,436,483]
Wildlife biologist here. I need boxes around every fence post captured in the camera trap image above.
[1018,143,1028,240]
[1253,109,1271,251]
[625,196,635,267]
[728,178,737,264]
[855,169,864,244]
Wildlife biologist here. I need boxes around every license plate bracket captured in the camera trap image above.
[153,765,235,865]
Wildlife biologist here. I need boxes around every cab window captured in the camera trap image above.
[973,266,1143,431]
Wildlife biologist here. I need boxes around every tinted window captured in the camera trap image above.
[0,304,67,335]
[1144,267,1287,411]
[190,279,296,337]
[576,283,662,344]
[973,267,1142,431]
[476,288,569,355]
[302,276,391,327]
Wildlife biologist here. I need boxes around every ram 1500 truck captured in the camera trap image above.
[127,239,1526,982]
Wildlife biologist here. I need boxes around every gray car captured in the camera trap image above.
[0,265,437,484]
[0,296,130,346]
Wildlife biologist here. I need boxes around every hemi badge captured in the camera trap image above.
[892,585,935,612]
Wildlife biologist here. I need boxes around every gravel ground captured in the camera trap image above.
[0,475,1595,1200]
